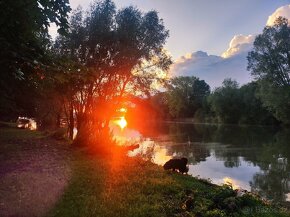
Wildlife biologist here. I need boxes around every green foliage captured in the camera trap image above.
[0,0,71,120]
[53,0,172,144]
[239,82,278,125]
[247,17,290,87]
[166,76,210,118]
[255,81,290,124]
[0,0,71,76]
[248,17,290,124]
[206,79,278,125]
[207,79,242,124]
[152,76,279,125]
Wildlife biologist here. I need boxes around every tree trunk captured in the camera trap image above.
[68,104,74,140]
[56,113,61,128]
[73,112,88,146]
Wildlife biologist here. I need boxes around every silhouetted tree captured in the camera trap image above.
[53,0,172,144]
[248,17,290,124]
[0,0,71,120]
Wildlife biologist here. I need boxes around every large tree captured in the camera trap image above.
[54,0,172,144]
[207,79,242,124]
[239,82,277,125]
[247,17,290,124]
[166,76,210,118]
[0,0,71,120]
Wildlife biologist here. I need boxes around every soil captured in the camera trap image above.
[0,135,72,217]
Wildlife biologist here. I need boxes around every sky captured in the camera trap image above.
[51,0,290,88]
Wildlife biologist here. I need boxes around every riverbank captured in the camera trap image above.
[0,123,288,217]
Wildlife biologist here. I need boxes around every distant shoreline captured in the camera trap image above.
[160,119,282,128]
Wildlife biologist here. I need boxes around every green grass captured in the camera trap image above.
[0,123,44,156]
[47,151,289,217]
[0,124,288,217]
[0,122,43,141]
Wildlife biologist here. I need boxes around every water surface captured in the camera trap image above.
[111,121,290,203]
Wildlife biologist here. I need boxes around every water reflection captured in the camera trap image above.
[110,121,290,204]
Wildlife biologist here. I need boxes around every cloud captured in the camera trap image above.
[170,5,290,89]
[221,35,255,58]
[170,35,254,88]
[267,5,290,26]
[170,50,251,89]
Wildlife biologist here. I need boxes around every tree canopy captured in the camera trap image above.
[166,76,210,118]
[248,17,290,124]
[0,0,71,120]
[207,79,242,124]
[53,0,172,143]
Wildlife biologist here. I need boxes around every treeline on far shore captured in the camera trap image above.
[132,77,280,126]
[130,18,290,126]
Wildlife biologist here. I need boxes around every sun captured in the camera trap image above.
[119,107,127,113]
[117,116,127,129]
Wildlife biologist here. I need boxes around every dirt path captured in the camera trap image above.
[0,128,72,217]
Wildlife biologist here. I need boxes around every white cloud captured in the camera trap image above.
[170,51,251,88]
[170,5,290,88]
[221,35,255,58]
[170,35,255,88]
[267,5,290,26]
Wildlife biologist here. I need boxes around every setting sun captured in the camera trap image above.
[116,116,127,129]
[119,108,127,113]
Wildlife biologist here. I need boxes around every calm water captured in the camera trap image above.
[111,121,290,204]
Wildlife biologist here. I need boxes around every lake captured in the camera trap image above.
[111,120,290,204]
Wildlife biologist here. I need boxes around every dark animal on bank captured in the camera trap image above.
[163,158,189,174]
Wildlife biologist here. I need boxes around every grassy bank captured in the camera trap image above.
[0,123,289,217]
[46,150,289,217]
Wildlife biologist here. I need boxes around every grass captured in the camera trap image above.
[0,122,43,140]
[0,122,44,156]
[0,124,289,217]
[47,151,289,217]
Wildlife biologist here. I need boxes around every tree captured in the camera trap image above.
[0,0,71,71]
[207,79,242,124]
[205,80,278,125]
[247,17,290,124]
[53,0,172,144]
[166,76,210,118]
[151,92,170,119]
[239,82,277,125]
[255,80,290,124]
[0,0,71,120]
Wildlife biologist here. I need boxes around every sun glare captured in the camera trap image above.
[117,116,127,129]
[119,107,127,113]
[223,177,240,190]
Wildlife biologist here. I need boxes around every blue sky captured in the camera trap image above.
[69,0,289,59]
[59,0,290,88]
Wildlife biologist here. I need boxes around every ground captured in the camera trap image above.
[0,124,71,217]
[0,123,289,217]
